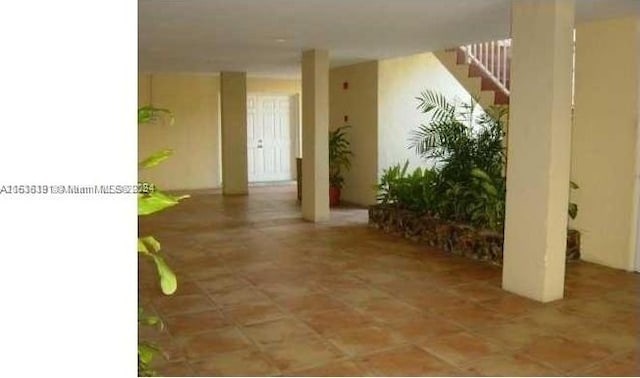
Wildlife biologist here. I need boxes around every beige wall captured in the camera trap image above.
[301,49,330,221]
[221,72,249,195]
[330,61,379,206]
[138,74,302,191]
[325,53,482,205]
[571,16,640,271]
[377,52,476,174]
[138,73,220,191]
[248,77,301,95]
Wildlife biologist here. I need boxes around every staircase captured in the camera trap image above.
[434,39,511,109]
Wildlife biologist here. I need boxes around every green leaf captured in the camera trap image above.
[138,105,175,125]
[152,254,177,295]
[470,167,492,181]
[478,182,495,196]
[138,236,161,254]
[138,343,157,365]
[139,313,160,327]
[138,191,189,216]
[139,149,173,170]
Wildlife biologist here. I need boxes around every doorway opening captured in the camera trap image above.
[247,93,299,184]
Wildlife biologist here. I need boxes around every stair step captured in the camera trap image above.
[456,48,467,65]
[481,77,501,92]
[434,47,509,109]
[467,63,484,78]
[494,91,509,105]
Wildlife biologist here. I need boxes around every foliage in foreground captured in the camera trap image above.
[137,106,189,376]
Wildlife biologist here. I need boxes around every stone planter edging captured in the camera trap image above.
[368,204,580,265]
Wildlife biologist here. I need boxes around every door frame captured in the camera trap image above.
[246,92,300,182]
[634,104,640,272]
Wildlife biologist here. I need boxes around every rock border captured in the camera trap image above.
[368,204,580,265]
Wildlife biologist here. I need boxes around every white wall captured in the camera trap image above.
[377,52,477,175]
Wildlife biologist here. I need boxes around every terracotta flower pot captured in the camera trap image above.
[329,186,341,207]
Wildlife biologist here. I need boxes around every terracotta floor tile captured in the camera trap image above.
[325,325,406,356]
[470,320,553,350]
[433,302,506,329]
[148,334,186,364]
[521,307,596,332]
[516,335,613,373]
[389,314,465,341]
[196,274,251,294]
[185,265,231,281]
[263,336,344,372]
[358,344,462,376]
[607,313,640,337]
[476,292,544,318]
[290,359,370,376]
[208,286,270,307]
[138,187,640,376]
[332,286,393,305]
[153,293,217,316]
[375,278,436,298]
[580,351,640,376]
[558,322,639,354]
[555,297,635,322]
[164,309,230,336]
[419,331,504,367]
[154,361,195,377]
[142,279,204,299]
[259,282,321,299]
[276,293,349,315]
[457,265,502,281]
[301,307,376,335]
[190,349,281,376]
[565,281,611,299]
[356,297,424,324]
[422,271,470,287]
[242,317,316,345]
[464,353,560,376]
[447,282,508,302]
[176,326,253,359]
[399,289,471,311]
[353,270,405,285]
[222,300,287,325]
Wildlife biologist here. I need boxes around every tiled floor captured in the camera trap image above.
[139,185,640,376]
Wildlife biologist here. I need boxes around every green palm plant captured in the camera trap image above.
[406,90,507,230]
[329,125,353,189]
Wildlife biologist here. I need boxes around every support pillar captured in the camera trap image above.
[301,50,330,222]
[220,72,248,195]
[502,0,575,302]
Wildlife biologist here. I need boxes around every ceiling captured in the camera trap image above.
[139,0,640,78]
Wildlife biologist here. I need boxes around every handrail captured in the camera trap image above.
[463,39,511,95]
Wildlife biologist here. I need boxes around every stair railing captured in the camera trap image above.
[463,39,511,95]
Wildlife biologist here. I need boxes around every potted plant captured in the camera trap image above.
[329,125,352,207]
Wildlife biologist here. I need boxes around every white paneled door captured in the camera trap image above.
[247,94,293,182]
